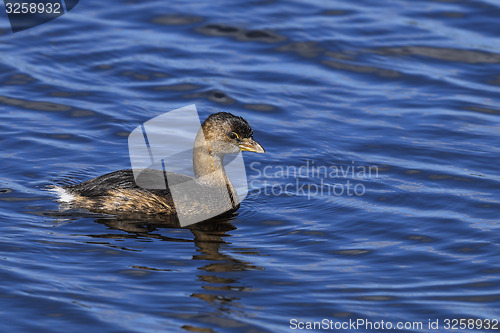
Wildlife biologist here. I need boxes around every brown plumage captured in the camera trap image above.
[54,112,265,222]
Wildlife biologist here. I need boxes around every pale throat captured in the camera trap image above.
[192,130,235,192]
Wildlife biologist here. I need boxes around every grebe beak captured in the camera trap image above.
[239,138,266,153]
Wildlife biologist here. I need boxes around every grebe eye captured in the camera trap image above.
[228,132,239,140]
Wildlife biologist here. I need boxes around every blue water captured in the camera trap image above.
[1,0,499,332]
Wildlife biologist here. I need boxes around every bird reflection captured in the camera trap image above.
[71,213,262,313]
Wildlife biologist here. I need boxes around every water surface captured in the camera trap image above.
[0,0,499,332]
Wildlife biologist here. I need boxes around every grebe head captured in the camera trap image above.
[201,112,265,155]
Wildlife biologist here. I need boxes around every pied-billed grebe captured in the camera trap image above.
[53,112,265,224]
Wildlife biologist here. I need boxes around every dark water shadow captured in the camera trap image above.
[196,23,286,43]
